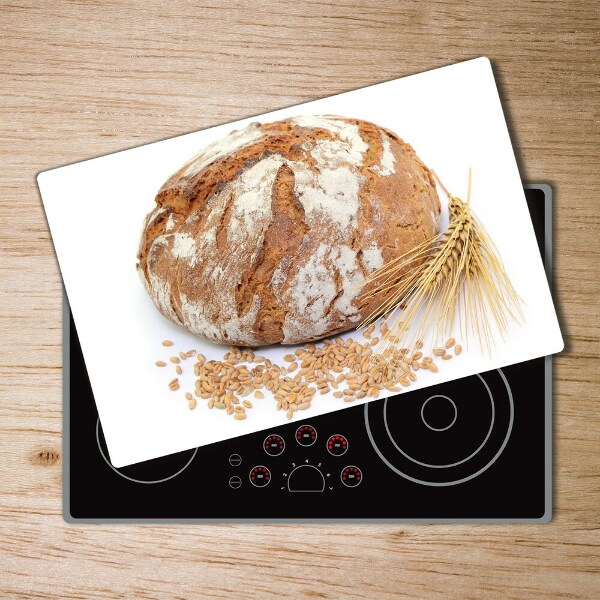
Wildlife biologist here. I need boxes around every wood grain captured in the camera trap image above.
[1,1,599,597]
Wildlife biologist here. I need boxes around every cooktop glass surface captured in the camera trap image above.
[64,185,552,522]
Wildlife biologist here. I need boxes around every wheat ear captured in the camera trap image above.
[358,169,523,355]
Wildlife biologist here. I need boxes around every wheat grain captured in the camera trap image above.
[158,315,463,423]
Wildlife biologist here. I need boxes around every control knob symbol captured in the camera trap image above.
[249,465,271,488]
[228,476,242,489]
[341,465,363,488]
[284,459,331,492]
[288,465,325,492]
[327,434,348,456]
[296,424,317,447]
[228,453,242,467]
[264,434,285,456]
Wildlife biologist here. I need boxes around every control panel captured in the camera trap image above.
[227,423,362,492]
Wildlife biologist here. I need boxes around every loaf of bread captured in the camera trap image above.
[137,115,440,346]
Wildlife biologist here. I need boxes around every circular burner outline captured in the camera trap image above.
[384,374,495,469]
[420,395,458,432]
[96,418,198,485]
[365,369,514,487]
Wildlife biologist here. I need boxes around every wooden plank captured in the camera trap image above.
[1,1,598,597]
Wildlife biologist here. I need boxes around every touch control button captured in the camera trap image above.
[229,476,242,489]
[228,453,242,467]
[249,465,271,487]
[296,424,317,447]
[341,465,363,488]
[264,434,285,456]
[327,434,348,456]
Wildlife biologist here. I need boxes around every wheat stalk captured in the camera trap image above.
[358,169,523,356]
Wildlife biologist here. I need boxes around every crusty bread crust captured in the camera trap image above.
[137,116,440,346]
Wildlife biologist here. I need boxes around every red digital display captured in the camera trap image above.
[327,434,349,456]
[296,425,317,447]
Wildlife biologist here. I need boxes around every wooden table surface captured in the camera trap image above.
[1,1,599,598]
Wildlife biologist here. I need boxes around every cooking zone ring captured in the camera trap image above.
[364,369,514,487]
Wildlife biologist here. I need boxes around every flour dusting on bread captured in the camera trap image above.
[372,132,396,176]
[282,243,338,340]
[181,122,265,179]
[171,232,197,263]
[227,154,283,246]
[362,243,385,272]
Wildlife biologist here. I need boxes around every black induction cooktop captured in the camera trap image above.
[64,184,553,523]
